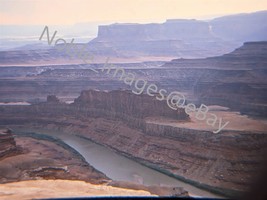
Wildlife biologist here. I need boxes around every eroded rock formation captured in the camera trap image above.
[88,19,237,58]
[74,90,188,120]
[0,42,266,118]
[0,129,19,159]
[163,41,267,116]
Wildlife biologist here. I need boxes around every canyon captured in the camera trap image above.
[0,41,266,118]
[0,127,191,198]
[1,90,266,198]
[1,10,267,199]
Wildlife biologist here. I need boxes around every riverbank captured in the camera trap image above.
[0,129,110,185]
[76,135,238,198]
[6,128,189,197]
[10,126,224,198]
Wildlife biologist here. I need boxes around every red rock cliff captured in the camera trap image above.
[74,90,189,120]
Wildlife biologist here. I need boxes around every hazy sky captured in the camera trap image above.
[1,0,267,25]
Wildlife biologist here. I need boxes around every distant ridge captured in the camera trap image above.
[85,10,267,59]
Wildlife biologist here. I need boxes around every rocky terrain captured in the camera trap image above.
[0,41,266,118]
[0,180,154,200]
[74,90,188,120]
[0,10,267,199]
[162,41,267,117]
[0,129,109,184]
[1,90,266,198]
[0,126,189,198]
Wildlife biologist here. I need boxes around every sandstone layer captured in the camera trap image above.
[0,180,155,200]
[74,90,188,120]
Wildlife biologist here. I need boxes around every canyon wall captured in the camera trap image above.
[74,90,188,120]
[1,90,266,197]
[163,41,267,116]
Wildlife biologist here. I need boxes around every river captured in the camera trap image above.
[16,129,223,198]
